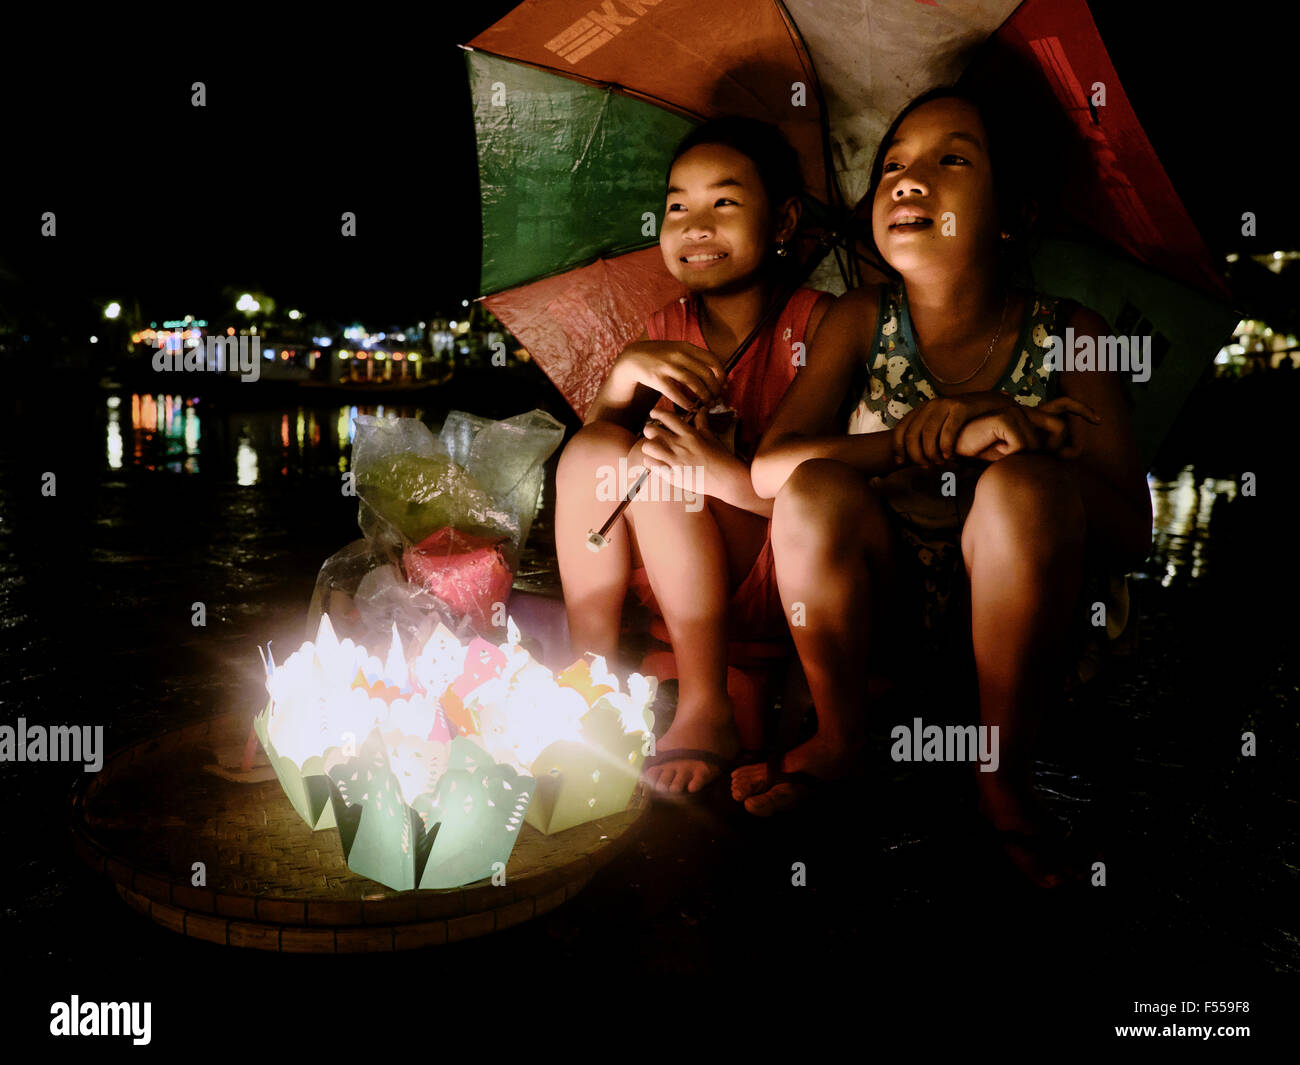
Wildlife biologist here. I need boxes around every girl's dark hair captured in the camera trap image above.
[863,84,1069,287]
[666,116,804,281]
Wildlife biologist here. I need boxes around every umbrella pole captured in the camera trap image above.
[585,467,650,552]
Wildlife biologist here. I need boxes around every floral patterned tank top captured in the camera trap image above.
[847,280,1075,435]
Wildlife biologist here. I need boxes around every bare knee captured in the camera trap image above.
[962,454,1085,563]
[557,422,635,487]
[772,459,890,564]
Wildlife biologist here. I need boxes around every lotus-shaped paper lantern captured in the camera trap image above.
[256,612,656,890]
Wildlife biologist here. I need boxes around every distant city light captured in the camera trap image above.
[104,302,121,319]
[461,300,469,307]
[449,321,458,330]
[90,336,98,344]
[236,294,260,313]
[288,309,302,320]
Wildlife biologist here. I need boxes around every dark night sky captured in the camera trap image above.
[2,3,1295,327]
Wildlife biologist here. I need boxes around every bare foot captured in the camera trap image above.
[977,775,1082,888]
[731,730,862,816]
[641,695,739,796]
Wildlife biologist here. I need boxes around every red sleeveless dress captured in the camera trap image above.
[628,286,830,657]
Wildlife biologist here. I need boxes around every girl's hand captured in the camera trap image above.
[1022,396,1101,459]
[607,340,726,410]
[891,391,1021,468]
[952,407,1044,462]
[640,408,737,500]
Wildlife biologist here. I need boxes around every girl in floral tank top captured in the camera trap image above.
[848,279,1104,641]
[743,89,1153,885]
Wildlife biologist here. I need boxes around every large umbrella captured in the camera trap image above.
[464,0,1234,467]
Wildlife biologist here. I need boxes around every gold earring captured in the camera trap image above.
[775,240,788,257]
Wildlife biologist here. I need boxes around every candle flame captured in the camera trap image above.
[383,623,407,687]
[262,612,656,796]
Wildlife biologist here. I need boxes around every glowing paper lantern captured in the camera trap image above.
[256,612,656,891]
[326,729,532,891]
[254,614,396,830]
[462,630,657,835]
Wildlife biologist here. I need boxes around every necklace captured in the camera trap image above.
[915,289,1012,387]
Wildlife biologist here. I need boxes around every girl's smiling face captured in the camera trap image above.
[662,143,774,292]
[871,97,1001,277]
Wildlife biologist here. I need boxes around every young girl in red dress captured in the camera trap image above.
[555,117,833,796]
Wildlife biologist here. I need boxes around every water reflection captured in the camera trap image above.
[106,394,1227,589]
[106,395,123,469]
[236,432,258,486]
[110,393,425,485]
[1147,465,1237,586]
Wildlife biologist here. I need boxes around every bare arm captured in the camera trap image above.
[1057,307,1154,569]
[584,330,660,430]
[584,330,728,432]
[751,287,899,498]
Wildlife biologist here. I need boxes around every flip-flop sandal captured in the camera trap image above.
[641,748,735,799]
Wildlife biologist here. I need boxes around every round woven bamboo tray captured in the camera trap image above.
[66,710,647,952]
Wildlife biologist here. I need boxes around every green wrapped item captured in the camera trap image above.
[349,412,564,569]
[356,452,507,546]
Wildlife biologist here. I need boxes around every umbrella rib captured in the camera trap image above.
[772,0,841,210]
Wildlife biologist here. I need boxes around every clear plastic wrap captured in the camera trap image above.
[308,410,564,648]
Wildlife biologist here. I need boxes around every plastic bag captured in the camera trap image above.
[308,410,564,646]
